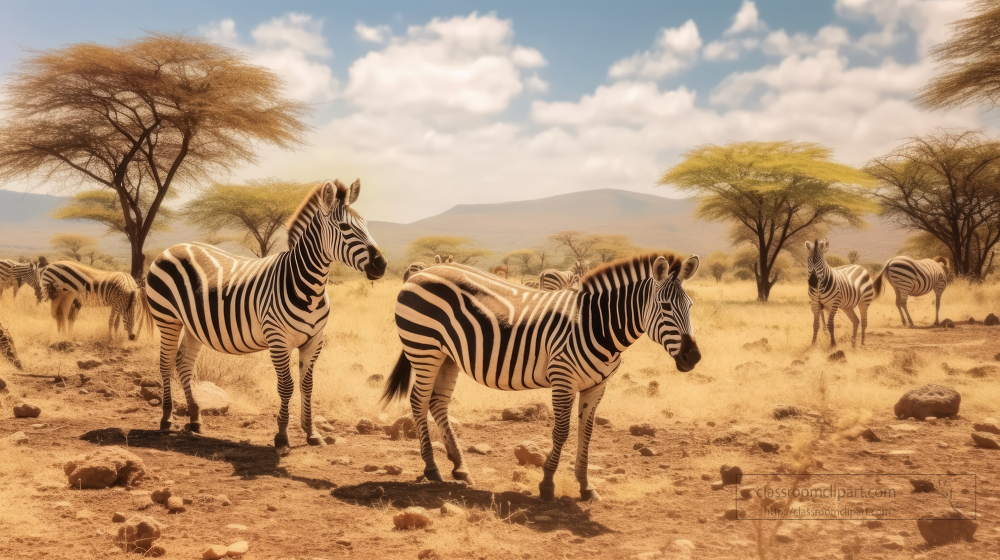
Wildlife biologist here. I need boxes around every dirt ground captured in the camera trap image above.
[1,322,999,559]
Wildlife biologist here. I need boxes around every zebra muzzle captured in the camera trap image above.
[674,334,701,372]
[364,247,387,280]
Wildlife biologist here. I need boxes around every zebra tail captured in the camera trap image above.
[871,260,890,300]
[379,351,412,406]
[136,289,155,339]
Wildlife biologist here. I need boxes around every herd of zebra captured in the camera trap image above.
[0,181,953,501]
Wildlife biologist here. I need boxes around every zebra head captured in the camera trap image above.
[124,291,139,341]
[646,255,701,372]
[805,239,830,288]
[30,263,43,303]
[313,179,387,280]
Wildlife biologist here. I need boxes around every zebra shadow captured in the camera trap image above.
[332,481,614,538]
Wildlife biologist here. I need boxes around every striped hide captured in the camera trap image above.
[806,239,875,347]
[873,255,949,327]
[0,259,42,303]
[41,261,148,340]
[539,260,590,291]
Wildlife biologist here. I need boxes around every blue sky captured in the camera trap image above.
[0,0,990,222]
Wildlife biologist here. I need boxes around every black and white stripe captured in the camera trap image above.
[145,180,387,453]
[41,261,146,339]
[806,239,874,347]
[403,255,452,282]
[539,260,589,291]
[873,255,949,327]
[382,252,701,501]
[0,259,42,303]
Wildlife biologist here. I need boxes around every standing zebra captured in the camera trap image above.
[383,252,701,501]
[806,240,874,347]
[539,260,590,291]
[403,255,452,282]
[873,256,949,327]
[145,180,387,453]
[0,259,42,303]
[41,262,148,340]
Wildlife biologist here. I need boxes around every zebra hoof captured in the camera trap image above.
[424,468,444,482]
[184,422,201,433]
[580,487,602,502]
[306,436,325,446]
[159,419,171,431]
[539,482,555,501]
[452,469,474,485]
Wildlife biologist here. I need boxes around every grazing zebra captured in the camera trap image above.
[873,255,949,327]
[524,280,539,288]
[806,240,874,347]
[383,252,701,501]
[403,255,452,282]
[539,260,590,291]
[145,180,387,453]
[41,262,148,340]
[0,259,42,303]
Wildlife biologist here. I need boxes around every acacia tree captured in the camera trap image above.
[502,249,537,281]
[847,250,861,264]
[548,231,601,261]
[406,235,491,265]
[660,141,874,301]
[865,130,1000,279]
[0,32,309,278]
[703,250,730,283]
[54,189,175,238]
[591,234,639,263]
[50,233,98,262]
[183,179,312,257]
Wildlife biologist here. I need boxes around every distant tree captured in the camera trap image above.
[502,249,537,281]
[916,0,1000,112]
[53,189,175,238]
[0,32,310,278]
[534,246,552,271]
[847,250,861,264]
[866,130,1000,279]
[50,233,98,262]
[704,250,730,283]
[868,262,884,275]
[591,234,639,263]
[548,231,601,260]
[660,141,874,301]
[826,254,849,268]
[407,235,491,265]
[183,179,312,257]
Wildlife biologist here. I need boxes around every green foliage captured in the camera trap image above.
[50,233,98,262]
[53,189,175,237]
[847,250,861,264]
[502,249,538,280]
[406,235,491,265]
[591,234,640,263]
[703,250,730,283]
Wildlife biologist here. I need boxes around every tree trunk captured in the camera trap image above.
[129,238,146,280]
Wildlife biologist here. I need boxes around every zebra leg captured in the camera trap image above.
[540,385,575,501]
[859,302,870,346]
[297,335,325,446]
[827,305,840,347]
[409,355,446,482]
[575,382,607,501]
[843,308,860,348]
[895,294,909,327]
[268,343,295,455]
[934,291,942,326]
[50,293,65,334]
[176,332,203,433]
[156,321,184,431]
[811,304,822,345]
[429,357,472,484]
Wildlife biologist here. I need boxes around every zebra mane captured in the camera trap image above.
[581,252,684,288]
[286,181,349,248]
[50,261,127,281]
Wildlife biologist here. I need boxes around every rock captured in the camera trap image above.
[757,439,779,453]
[393,507,432,530]
[151,487,172,504]
[363,464,379,472]
[629,423,656,437]
[742,338,770,351]
[148,398,161,406]
[881,535,905,550]
[722,508,746,520]
[501,403,549,421]
[356,418,377,435]
[138,378,161,388]
[148,545,166,557]
[166,496,186,514]
[595,416,611,426]
[917,510,978,545]
[314,415,336,433]
[910,478,935,492]
[720,465,743,485]
[941,319,955,328]
[508,510,528,524]
[330,456,352,466]
[772,405,799,419]
[203,545,229,559]
[710,480,725,491]
[140,386,160,400]
[49,341,75,352]
[323,435,337,445]
[418,549,438,560]
[115,515,162,553]
[64,447,146,489]
[366,374,384,387]
[638,446,658,457]
[973,418,1000,435]
[860,428,882,442]
[441,502,466,517]
[77,359,103,370]
[894,384,960,420]
[985,313,1000,326]
[173,381,230,415]
[468,443,492,455]
[112,512,127,522]
[226,541,249,557]
[971,432,1000,449]
[672,539,695,553]
[384,416,417,440]
[647,380,660,396]
[13,402,41,418]
[775,526,794,543]
[514,441,546,467]
[828,350,846,362]
[384,465,403,475]
[266,504,277,512]
[6,431,28,445]
[431,441,446,452]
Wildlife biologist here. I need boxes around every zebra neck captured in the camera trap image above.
[577,277,650,359]
[287,234,334,298]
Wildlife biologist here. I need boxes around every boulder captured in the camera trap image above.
[720,465,743,485]
[64,446,146,489]
[514,441,546,467]
[384,416,417,440]
[629,423,657,437]
[356,418,377,435]
[203,545,229,559]
[115,515,163,553]
[173,381,230,415]
[226,541,249,557]
[393,507,432,530]
[151,487,172,504]
[917,510,978,545]
[894,384,960,420]
[384,465,403,475]
[986,313,1000,326]
[13,402,41,418]
[166,496,185,513]
[973,418,1000,435]
[971,432,1000,449]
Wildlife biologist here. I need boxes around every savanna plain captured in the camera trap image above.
[1,274,999,560]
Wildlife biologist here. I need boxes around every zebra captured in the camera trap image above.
[145,180,387,454]
[539,260,590,291]
[403,255,452,282]
[0,259,42,303]
[872,255,949,327]
[383,252,701,501]
[41,261,149,340]
[806,239,874,347]
[524,280,540,288]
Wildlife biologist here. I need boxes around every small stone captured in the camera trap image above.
[266,504,277,512]
[112,512,127,522]
[323,435,336,445]
[384,415,417,440]
[985,313,999,326]
[226,524,247,531]
[710,480,725,491]
[138,378,161,388]
[356,418,377,435]
[77,359,103,370]
[335,539,352,547]
[441,502,466,517]
[595,416,611,426]
[514,441,546,467]
[775,526,794,543]
[971,432,1000,449]
[330,456,352,466]
[418,549,438,560]
[917,510,978,544]
[828,350,846,362]
[881,535,905,550]
[860,428,881,442]
[501,407,525,421]
[720,465,743,485]
[973,419,1000,435]
[166,496,185,513]
[140,386,160,400]
[468,443,492,455]
[757,439,779,453]
[76,509,95,519]
[115,516,162,553]
[148,545,166,557]
[13,402,41,418]
[226,540,249,557]
[64,447,146,489]
[629,423,656,437]
[314,415,336,433]
[363,464,379,472]
[393,506,432,530]
[638,446,658,457]
[673,539,695,552]
[722,508,745,520]
[384,465,403,475]
[6,431,28,445]
[772,405,799,419]
[203,545,229,559]
[910,478,935,492]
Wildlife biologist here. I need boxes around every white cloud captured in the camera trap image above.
[704,37,760,61]
[609,20,702,80]
[762,26,851,57]
[835,0,968,54]
[532,82,696,126]
[355,22,391,44]
[201,14,338,103]
[726,1,762,35]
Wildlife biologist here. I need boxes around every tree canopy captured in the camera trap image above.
[0,32,310,278]
[183,179,312,257]
[53,189,175,237]
[50,233,98,262]
[548,231,601,260]
[660,141,874,301]
[703,250,730,283]
[406,235,491,265]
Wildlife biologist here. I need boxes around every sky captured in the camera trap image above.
[0,0,993,222]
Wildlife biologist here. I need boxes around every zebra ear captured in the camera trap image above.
[320,182,338,211]
[434,255,442,264]
[678,255,700,281]
[819,239,829,254]
[347,179,361,206]
[445,255,454,263]
[652,256,670,283]
[805,241,814,252]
